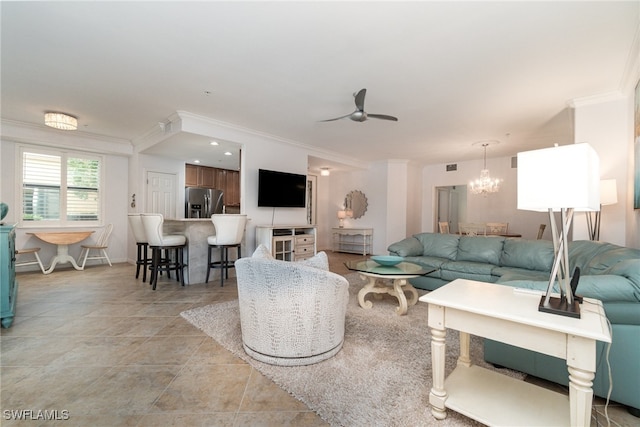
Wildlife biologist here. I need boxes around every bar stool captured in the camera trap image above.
[206,214,248,286]
[128,214,151,282]
[140,213,187,290]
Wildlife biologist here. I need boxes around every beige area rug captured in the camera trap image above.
[181,274,524,427]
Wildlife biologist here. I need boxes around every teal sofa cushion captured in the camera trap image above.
[587,248,640,276]
[440,261,496,283]
[568,240,619,272]
[456,236,504,265]
[413,233,460,260]
[403,256,446,275]
[492,267,549,282]
[603,258,640,288]
[499,238,554,272]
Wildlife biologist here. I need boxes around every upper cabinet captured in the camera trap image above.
[185,164,240,207]
[186,164,215,187]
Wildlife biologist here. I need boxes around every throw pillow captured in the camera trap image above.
[252,244,274,259]
[297,251,329,271]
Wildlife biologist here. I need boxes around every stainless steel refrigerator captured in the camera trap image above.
[185,187,224,218]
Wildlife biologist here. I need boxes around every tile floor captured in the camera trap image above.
[2,252,637,426]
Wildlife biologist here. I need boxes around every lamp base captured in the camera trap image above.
[538,295,581,319]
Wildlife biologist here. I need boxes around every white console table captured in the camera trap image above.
[419,279,610,427]
[332,227,373,255]
[255,225,316,261]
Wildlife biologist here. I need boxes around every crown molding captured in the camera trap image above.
[1,119,133,156]
[168,110,370,170]
[567,91,625,108]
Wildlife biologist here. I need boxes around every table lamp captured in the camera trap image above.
[517,143,600,318]
[337,210,347,228]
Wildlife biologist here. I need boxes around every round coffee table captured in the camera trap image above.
[345,259,433,315]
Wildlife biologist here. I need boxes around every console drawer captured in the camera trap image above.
[295,234,315,246]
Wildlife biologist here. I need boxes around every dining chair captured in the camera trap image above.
[79,224,114,269]
[438,221,450,234]
[486,222,508,235]
[458,223,486,236]
[128,214,152,282]
[206,214,248,286]
[15,247,46,273]
[537,224,546,240]
[141,213,186,290]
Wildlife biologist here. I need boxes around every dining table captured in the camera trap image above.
[27,231,94,274]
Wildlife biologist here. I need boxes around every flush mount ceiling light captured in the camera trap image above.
[321,168,330,176]
[469,140,502,195]
[44,112,77,130]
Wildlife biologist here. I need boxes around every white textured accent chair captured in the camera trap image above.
[235,245,350,366]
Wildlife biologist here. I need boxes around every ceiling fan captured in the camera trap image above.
[321,89,398,123]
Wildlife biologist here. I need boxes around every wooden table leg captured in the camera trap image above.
[430,326,448,420]
[44,244,82,274]
[357,275,378,309]
[568,334,597,427]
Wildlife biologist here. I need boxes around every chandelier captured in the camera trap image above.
[469,142,502,195]
[44,112,78,130]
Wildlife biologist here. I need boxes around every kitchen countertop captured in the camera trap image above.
[164,218,212,222]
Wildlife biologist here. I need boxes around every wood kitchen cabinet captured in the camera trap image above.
[224,170,240,206]
[185,164,240,207]
[186,164,215,187]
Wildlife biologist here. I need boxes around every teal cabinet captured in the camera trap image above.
[1,224,18,328]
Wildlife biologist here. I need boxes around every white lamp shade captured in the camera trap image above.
[337,210,347,219]
[600,179,618,206]
[517,143,600,212]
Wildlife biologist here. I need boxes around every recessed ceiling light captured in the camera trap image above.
[194,160,201,164]
[320,168,330,176]
[210,141,219,146]
[224,152,232,156]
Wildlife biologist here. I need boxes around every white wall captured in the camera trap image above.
[572,95,632,246]
[329,165,387,254]
[1,137,131,268]
[422,155,549,240]
[406,162,423,236]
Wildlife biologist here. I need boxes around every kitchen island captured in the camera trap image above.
[163,219,222,285]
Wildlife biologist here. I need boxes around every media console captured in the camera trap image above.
[255,225,317,261]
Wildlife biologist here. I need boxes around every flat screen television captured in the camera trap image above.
[258,169,307,208]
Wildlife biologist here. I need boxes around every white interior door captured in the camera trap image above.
[436,185,465,234]
[437,188,451,229]
[146,171,176,218]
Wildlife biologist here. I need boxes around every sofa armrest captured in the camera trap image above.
[388,237,423,257]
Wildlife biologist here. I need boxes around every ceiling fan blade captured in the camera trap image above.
[367,114,398,122]
[319,112,354,122]
[354,88,366,111]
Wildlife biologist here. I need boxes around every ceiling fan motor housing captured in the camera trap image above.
[351,111,367,122]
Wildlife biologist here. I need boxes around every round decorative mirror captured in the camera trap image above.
[345,190,368,219]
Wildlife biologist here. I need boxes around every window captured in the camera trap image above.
[20,147,103,226]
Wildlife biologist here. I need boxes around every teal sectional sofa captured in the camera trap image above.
[388,233,640,414]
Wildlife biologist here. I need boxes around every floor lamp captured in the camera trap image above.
[586,179,618,241]
[517,143,600,318]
